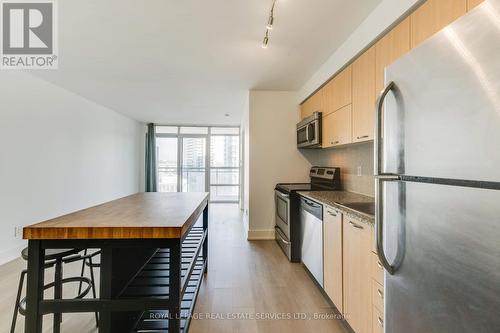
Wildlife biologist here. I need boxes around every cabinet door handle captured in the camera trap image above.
[349,221,364,229]
[377,289,384,299]
[357,135,369,139]
[377,261,383,269]
[331,140,340,145]
[327,210,337,217]
[378,317,384,327]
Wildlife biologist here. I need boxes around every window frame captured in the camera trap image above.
[155,125,241,203]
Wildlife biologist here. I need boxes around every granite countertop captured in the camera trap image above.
[297,191,375,224]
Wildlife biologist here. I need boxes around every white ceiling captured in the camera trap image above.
[32,0,381,125]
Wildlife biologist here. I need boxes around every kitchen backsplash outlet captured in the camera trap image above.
[301,142,375,197]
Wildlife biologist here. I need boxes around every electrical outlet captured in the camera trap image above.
[357,166,362,177]
[14,226,22,239]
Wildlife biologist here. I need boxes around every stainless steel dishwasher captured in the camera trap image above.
[300,196,323,287]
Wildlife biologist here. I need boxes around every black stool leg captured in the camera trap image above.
[10,269,27,333]
[78,249,87,294]
[88,256,99,327]
[53,259,63,333]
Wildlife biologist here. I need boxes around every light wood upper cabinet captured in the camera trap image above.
[467,0,484,10]
[300,89,324,120]
[300,98,313,120]
[323,206,343,313]
[410,0,467,48]
[375,18,411,94]
[322,104,352,148]
[343,216,372,333]
[352,46,376,143]
[324,66,352,115]
[322,112,334,147]
[304,0,475,149]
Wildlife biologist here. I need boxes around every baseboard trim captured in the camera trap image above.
[247,229,275,240]
[0,244,25,266]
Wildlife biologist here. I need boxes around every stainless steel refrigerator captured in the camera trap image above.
[374,1,500,332]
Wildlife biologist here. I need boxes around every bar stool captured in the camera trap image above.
[79,249,101,325]
[10,248,97,333]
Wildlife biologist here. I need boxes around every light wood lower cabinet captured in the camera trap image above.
[323,206,343,313]
[370,226,384,333]
[372,306,384,333]
[343,216,372,333]
[371,252,384,286]
[322,104,352,148]
[371,280,384,313]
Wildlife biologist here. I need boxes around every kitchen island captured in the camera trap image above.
[22,192,209,333]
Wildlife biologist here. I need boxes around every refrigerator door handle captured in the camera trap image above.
[375,176,400,275]
[374,81,395,176]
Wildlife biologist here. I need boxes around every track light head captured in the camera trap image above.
[262,35,269,48]
[267,15,274,30]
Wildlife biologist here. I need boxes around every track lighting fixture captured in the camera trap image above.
[261,0,277,48]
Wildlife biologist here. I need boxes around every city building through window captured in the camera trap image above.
[156,126,240,203]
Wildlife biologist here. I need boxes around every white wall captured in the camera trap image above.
[0,72,143,265]
[298,0,422,102]
[241,93,251,237]
[245,91,311,239]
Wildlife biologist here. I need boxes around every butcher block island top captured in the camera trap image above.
[23,192,209,240]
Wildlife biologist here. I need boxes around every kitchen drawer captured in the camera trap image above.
[371,252,384,286]
[372,280,384,313]
[372,306,384,333]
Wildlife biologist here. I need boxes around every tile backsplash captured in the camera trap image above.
[301,142,375,197]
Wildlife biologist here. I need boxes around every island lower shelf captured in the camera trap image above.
[119,225,207,333]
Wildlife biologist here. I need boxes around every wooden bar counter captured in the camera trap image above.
[23,192,209,333]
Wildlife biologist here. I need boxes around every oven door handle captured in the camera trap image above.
[275,227,291,245]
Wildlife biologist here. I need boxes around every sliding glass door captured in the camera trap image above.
[156,126,240,203]
[157,137,178,192]
[210,128,240,202]
[181,137,207,192]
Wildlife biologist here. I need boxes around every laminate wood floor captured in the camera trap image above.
[0,204,349,333]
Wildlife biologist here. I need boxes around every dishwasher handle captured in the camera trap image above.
[300,197,323,220]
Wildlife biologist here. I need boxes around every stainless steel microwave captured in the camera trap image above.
[297,112,322,148]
